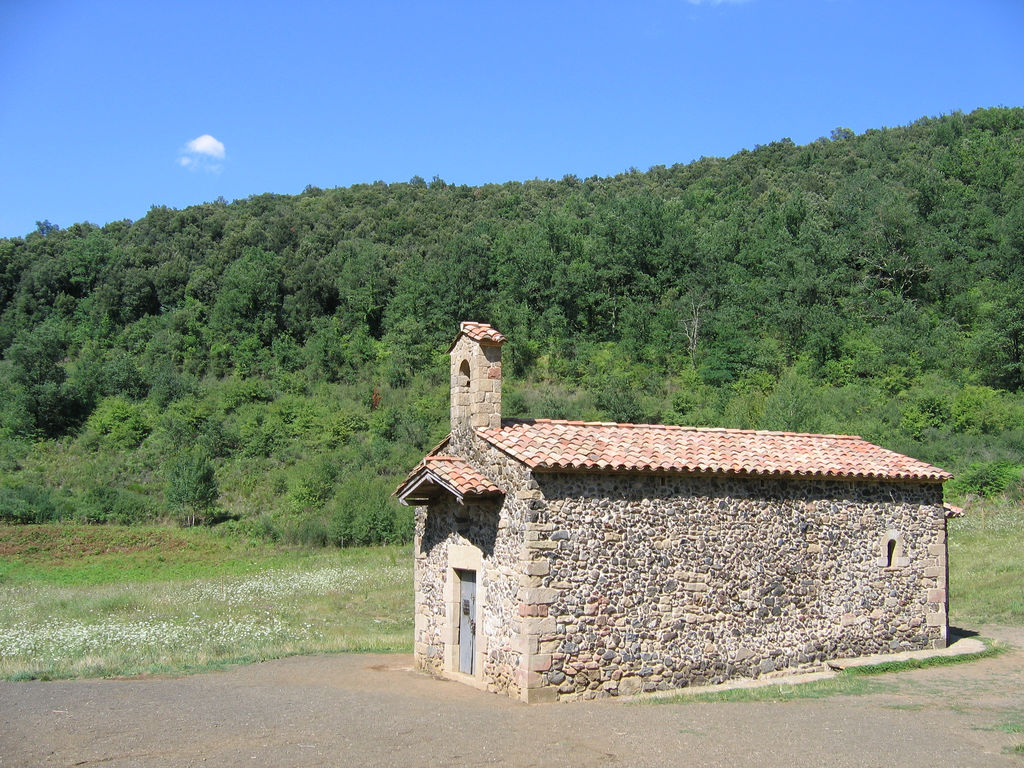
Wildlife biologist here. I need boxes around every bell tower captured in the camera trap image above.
[448,321,505,450]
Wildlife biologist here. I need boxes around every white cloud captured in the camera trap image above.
[186,134,225,159]
[179,134,226,172]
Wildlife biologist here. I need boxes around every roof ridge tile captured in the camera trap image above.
[496,417,861,441]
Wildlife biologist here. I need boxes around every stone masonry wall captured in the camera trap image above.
[414,495,522,695]
[449,334,502,452]
[526,473,947,701]
[414,432,557,701]
[458,433,550,699]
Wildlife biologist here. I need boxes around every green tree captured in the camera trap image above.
[4,321,83,436]
[209,248,284,348]
[165,448,219,526]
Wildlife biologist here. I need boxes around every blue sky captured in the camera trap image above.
[1,0,1022,239]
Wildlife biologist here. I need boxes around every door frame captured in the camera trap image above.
[456,568,477,674]
[445,544,486,686]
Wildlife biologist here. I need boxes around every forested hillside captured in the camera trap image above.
[2,107,1022,543]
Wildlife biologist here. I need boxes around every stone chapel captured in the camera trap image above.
[396,322,952,702]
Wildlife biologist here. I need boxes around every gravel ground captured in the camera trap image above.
[2,625,1022,767]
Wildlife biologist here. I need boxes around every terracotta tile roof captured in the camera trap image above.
[423,455,503,495]
[477,419,951,482]
[458,321,506,345]
[394,447,503,504]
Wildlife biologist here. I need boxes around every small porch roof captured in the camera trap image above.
[395,452,503,505]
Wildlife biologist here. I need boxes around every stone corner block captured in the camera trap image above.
[528,653,553,672]
[525,522,556,532]
[518,587,559,605]
[523,685,559,704]
[522,560,550,576]
[522,616,556,635]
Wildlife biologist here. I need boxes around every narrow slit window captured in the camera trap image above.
[454,359,472,412]
[878,531,908,568]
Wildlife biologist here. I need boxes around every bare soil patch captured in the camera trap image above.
[2,625,1022,767]
[0,525,189,563]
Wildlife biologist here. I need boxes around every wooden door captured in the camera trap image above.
[458,570,476,675]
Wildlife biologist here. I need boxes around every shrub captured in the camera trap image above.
[284,516,330,547]
[326,475,411,547]
[158,396,216,445]
[101,351,148,400]
[593,375,644,424]
[0,370,34,437]
[82,396,153,450]
[536,389,574,420]
[237,412,282,457]
[369,409,399,441]
[952,385,1012,435]
[759,369,822,433]
[322,411,368,447]
[948,461,1022,499]
[77,486,154,525]
[897,377,954,440]
[503,389,529,418]
[220,378,274,412]
[148,361,197,408]
[220,513,280,543]
[0,484,62,523]
[288,457,338,513]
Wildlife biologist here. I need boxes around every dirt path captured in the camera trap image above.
[2,626,1022,768]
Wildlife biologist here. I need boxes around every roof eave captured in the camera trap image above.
[447,337,505,353]
[525,464,950,483]
[395,466,504,506]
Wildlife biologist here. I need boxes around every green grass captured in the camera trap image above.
[971,706,1024,756]
[841,641,1006,675]
[0,523,292,585]
[948,503,1024,626]
[0,524,412,680]
[993,722,1024,734]
[644,674,887,704]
